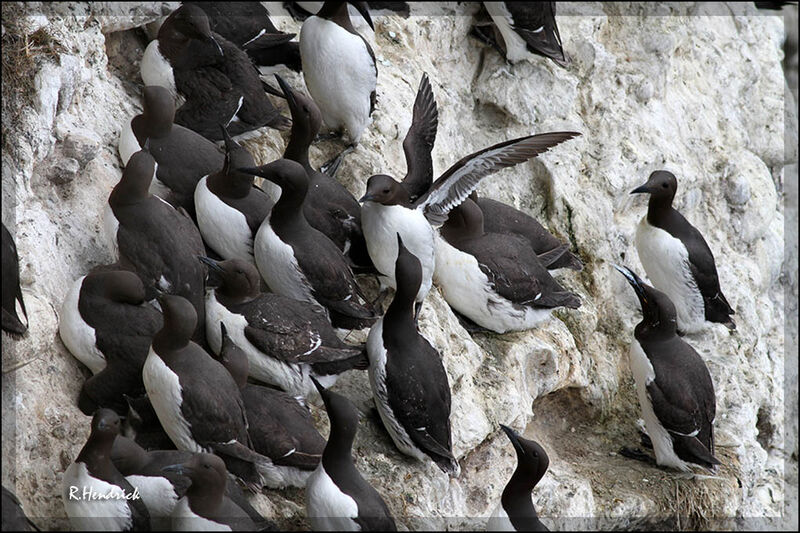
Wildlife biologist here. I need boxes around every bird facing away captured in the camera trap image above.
[631,170,735,334]
[367,234,459,476]
[487,425,550,532]
[614,264,721,472]
[306,377,397,531]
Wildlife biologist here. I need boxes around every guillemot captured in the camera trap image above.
[214,322,326,488]
[614,265,721,472]
[306,377,397,531]
[141,3,289,141]
[299,1,377,153]
[104,148,207,344]
[631,170,735,334]
[142,294,267,491]
[367,235,459,476]
[118,85,225,217]
[202,256,368,397]
[1,222,28,337]
[59,270,162,415]
[487,425,550,532]
[472,2,568,67]
[360,131,580,312]
[194,126,278,264]
[62,409,151,531]
[244,159,378,329]
[435,198,580,333]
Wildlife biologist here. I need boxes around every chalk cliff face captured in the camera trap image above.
[1,2,795,530]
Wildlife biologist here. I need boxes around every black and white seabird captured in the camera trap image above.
[631,170,736,334]
[244,159,378,329]
[194,126,278,264]
[104,148,207,344]
[1,222,28,337]
[202,256,367,397]
[62,409,151,531]
[487,425,550,532]
[614,265,721,472]
[469,192,582,271]
[367,235,459,476]
[299,1,377,148]
[2,486,38,532]
[274,74,371,269]
[119,85,225,216]
[188,1,302,74]
[360,132,580,309]
[472,2,568,67]
[307,377,397,531]
[435,198,581,333]
[163,453,265,531]
[59,270,162,415]
[286,2,410,20]
[110,436,271,529]
[141,4,289,141]
[142,294,267,491]
[214,323,326,487]
[122,393,176,451]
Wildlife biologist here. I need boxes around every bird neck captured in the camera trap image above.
[186,486,224,518]
[284,130,313,170]
[501,467,538,516]
[646,195,675,226]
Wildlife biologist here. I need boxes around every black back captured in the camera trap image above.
[1,486,38,532]
[1,222,28,336]
[504,2,567,67]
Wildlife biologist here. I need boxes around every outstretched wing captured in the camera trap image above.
[417,132,580,226]
[401,73,439,201]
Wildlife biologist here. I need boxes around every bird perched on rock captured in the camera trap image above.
[367,235,459,476]
[104,148,207,344]
[118,85,225,217]
[435,198,580,333]
[62,409,151,531]
[631,170,735,334]
[307,377,397,531]
[614,265,721,472]
[487,425,550,532]
[142,294,268,491]
[141,3,289,141]
[194,126,278,264]
[214,323,326,488]
[244,159,378,329]
[202,256,368,397]
[59,270,162,415]
[299,1,377,159]
[274,74,372,269]
[163,453,268,531]
[1,222,28,337]
[360,131,580,315]
[472,2,568,67]
[188,1,302,74]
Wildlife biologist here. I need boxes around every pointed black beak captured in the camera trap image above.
[358,192,374,203]
[162,463,187,475]
[220,124,235,151]
[630,182,652,195]
[274,74,297,113]
[500,424,525,455]
[310,375,325,395]
[237,166,264,178]
[396,233,405,251]
[198,256,224,273]
[351,1,374,30]
[613,264,649,309]
[219,322,228,339]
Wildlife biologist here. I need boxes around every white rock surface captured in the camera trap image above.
[1,2,795,530]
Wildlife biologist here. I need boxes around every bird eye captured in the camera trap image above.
[662,183,668,188]
[382,188,390,194]
[203,464,211,469]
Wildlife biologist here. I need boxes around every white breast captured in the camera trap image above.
[118,119,140,166]
[360,203,435,302]
[171,497,231,531]
[253,217,317,305]
[629,340,691,471]
[433,235,552,333]
[59,276,106,375]
[484,2,533,63]
[366,319,427,462]
[125,474,178,518]
[141,40,177,100]
[142,348,204,453]
[486,502,516,531]
[300,16,376,144]
[306,464,361,531]
[62,462,133,532]
[205,292,317,397]
[635,218,705,333]
[194,177,256,263]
